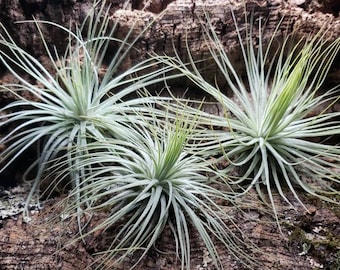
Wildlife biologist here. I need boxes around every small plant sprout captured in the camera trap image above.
[61,113,256,270]
[0,0,178,220]
[161,11,340,224]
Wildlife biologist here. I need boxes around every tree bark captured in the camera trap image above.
[0,189,339,269]
[1,0,339,73]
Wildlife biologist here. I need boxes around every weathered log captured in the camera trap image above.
[122,0,340,87]
[0,187,339,269]
[0,0,339,73]
[1,0,339,94]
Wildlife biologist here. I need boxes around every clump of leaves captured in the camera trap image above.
[60,114,256,270]
[0,0,176,219]
[162,12,340,222]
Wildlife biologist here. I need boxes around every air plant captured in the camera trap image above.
[0,0,178,220]
[60,113,255,270]
[161,12,340,222]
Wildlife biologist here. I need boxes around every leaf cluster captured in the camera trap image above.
[161,12,340,225]
[0,0,176,218]
[1,1,340,269]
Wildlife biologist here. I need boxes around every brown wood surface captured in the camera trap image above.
[0,0,339,79]
[0,188,339,269]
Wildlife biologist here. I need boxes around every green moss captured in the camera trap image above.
[328,250,340,270]
[287,224,340,269]
[288,227,312,254]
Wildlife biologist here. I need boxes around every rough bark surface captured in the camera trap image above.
[0,0,340,83]
[0,186,339,269]
[0,0,340,269]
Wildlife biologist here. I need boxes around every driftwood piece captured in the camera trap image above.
[0,188,339,269]
[130,0,340,87]
[0,0,339,76]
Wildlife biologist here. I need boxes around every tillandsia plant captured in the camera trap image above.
[161,11,340,222]
[60,114,256,270]
[0,0,178,220]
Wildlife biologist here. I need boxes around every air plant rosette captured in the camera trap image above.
[59,115,257,270]
[0,0,179,220]
[160,11,340,224]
